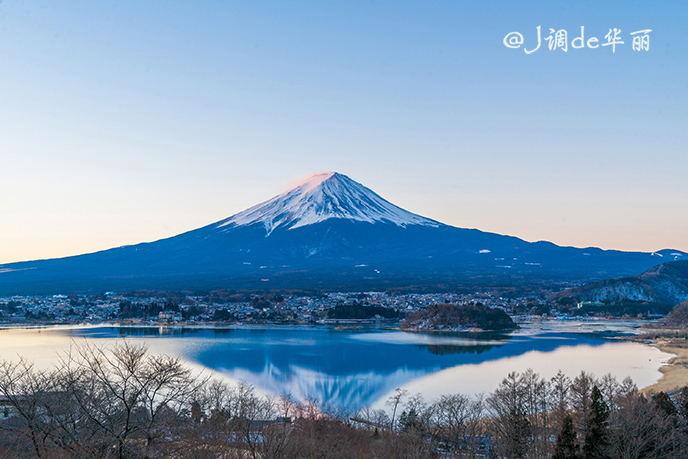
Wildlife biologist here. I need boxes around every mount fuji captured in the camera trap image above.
[216,172,440,233]
[0,172,684,294]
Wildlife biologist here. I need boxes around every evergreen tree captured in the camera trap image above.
[678,386,688,419]
[553,415,578,459]
[399,407,421,433]
[190,401,203,424]
[652,391,677,417]
[583,386,610,458]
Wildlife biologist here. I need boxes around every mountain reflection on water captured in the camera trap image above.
[61,326,639,413]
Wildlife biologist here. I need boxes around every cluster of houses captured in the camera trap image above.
[0,289,552,326]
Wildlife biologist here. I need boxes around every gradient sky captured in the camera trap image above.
[1,0,686,263]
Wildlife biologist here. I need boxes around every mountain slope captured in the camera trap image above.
[557,261,688,309]
[0,172,685,294]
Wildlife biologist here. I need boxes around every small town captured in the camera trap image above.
[0,289,559,326]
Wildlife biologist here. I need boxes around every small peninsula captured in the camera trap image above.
[401,303,518,332]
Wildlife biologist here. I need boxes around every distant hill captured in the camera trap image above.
[401,303,517,331]
[661,301,688,328]
[557,261,688,314]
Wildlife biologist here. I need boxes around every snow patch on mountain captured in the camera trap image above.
[217,172,440,234]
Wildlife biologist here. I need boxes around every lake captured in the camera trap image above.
[0,320,671,413]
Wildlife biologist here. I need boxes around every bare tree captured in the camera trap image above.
[386,387,408,431]
[3,347,688,458]
[520,369,551,456]
[569,371,594,441]
[0,359,60,457]
[549,370,571,426]
[0,342,206,458]
[487,372,531,458]
[429,393,485,455]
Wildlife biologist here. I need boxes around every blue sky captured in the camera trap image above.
[1,0,686,262]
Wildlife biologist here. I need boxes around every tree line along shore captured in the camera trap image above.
[1,343,688,458]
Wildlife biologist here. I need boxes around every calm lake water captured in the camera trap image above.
[0,321,671,413]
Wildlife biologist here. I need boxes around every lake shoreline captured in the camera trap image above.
[640,336,688,394]
[0,321,675,408]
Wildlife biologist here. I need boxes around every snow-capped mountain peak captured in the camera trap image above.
[217,171,440,234]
